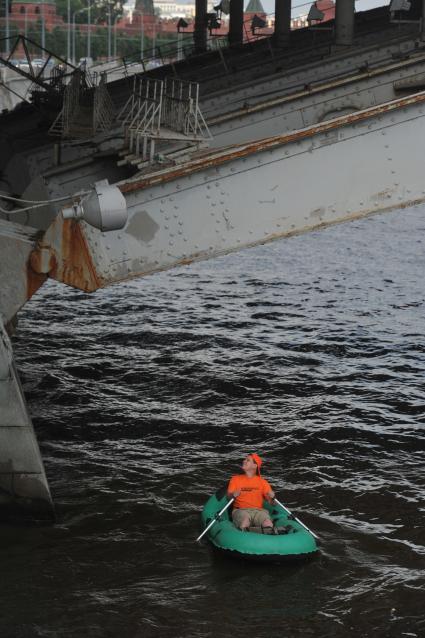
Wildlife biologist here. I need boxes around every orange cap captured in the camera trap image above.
[250,453,262,476]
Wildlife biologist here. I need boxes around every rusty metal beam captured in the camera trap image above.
[34,88,425,293]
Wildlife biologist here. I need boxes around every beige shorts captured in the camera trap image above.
[232,508,271,527]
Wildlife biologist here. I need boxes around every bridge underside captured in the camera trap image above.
[0,5,424,520]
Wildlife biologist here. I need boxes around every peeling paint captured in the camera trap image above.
[49,219,102,292]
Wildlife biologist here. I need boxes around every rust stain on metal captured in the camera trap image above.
[50,218,102,292]
[30,245,57,275]
[119,91,425,197]
[26,266,47,301]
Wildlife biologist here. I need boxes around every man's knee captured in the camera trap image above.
[262,518,273,528]
[239,516,250,529]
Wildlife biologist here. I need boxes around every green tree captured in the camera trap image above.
[55,0,125,26]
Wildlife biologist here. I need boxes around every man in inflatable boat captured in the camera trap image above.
[227,453,276,532]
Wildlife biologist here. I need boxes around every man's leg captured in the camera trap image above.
[253,509,273,528]
[232,508,251,530]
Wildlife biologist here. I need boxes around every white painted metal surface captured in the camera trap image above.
[0,219,44,326]
[40,89,425,292]
[202,36,421,118]
[208,53,425,147]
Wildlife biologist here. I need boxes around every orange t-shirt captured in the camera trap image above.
[228,474,272,509]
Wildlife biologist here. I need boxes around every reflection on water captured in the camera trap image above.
[1,205,424,637]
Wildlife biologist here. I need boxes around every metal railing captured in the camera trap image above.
[118,75,211,163]
[49,68,116,138]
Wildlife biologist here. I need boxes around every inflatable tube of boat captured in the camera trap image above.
[200,488,318,561]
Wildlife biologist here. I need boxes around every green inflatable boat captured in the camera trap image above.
[200,487,319,562]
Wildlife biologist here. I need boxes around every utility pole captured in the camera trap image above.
[87,0,91,59]
[5,0,10,55]
[67,0,71,62]
[41,0,46,53]
[108,3,112,60]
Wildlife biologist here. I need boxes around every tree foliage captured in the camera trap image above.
[55,0,125,25]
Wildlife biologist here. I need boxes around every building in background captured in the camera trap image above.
[9,0,64,32]
[0,0,335,58]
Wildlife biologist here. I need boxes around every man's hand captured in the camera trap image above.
[228,490,241,500]
[266,490,275,502]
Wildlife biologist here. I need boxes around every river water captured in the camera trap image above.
[2,205,425,638]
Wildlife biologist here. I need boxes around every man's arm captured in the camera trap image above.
[227,477,241,501]
[264,490,275,503]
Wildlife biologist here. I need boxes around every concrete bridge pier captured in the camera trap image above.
[0,320,54,521]
[229,0,245,46]
[194,0,208,52]
[274,0,292,47]
[335,0,355,46]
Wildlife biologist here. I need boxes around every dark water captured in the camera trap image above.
[2,206,425,638]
